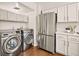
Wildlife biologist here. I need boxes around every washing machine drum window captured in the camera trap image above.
[3,35,21,54]
[24,34,33,45]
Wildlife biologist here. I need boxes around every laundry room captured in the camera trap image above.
[0,2,35,56]
[0,0,79,58]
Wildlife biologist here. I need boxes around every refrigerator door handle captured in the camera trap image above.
[38,33,54,37]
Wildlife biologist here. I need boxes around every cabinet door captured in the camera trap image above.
[68,36,79,56]
[16,14,19,21]
[8,12,16,21]
[68,41,79,56]
[21,15,24,22]
[0,9,8,20]
[23,16,28,22]
[57,6,65,22]
[56,35,65,54]
[16,14,24,21]
[64,6,68,22]
[68,3,77,22]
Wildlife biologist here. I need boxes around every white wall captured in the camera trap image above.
[25,12,37,46]
[57,22,79,32]
[25,3,42,46]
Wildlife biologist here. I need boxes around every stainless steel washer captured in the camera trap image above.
[0,30,22,56]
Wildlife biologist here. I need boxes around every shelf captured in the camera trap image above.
[0,19,28,23]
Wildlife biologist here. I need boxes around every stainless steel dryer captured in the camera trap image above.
[23,29,34,51]
[0,30,22,56]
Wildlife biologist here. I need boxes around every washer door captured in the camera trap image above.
[3,35,21,54]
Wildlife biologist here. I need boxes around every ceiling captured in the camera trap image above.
[36,2,74,10]
[0,2,34,15]
[0,2,74,15]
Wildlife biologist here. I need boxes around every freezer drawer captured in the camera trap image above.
[39,35,46,50]
[46,36,55,53]
[39,34,55,53]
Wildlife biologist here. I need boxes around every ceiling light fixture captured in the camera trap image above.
[14,2,20,10]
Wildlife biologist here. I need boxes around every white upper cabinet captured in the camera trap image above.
[16,14,23,22]
[57,3,78,22]
[57,6,67,22]
[8,12,16,21]
[23,16,28,22]
[57,6,65,22]
[0,9,28,23]
[68,3,78,22]
[77,3,79,22]
[64,6,68,21]
[16,14,20,21]
[0,9,8,20]
[20,15,24,22]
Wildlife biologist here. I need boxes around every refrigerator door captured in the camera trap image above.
[46,35,55,53]
[42,14,47,34]
[39,34,43,49]
[39,35,46,49]
[38,12,56,53]
[39,14,47,34]
[43,35,46,49]
[47,12,56,35]
[39,15,42,34]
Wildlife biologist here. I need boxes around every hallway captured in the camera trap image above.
[20,47,64,56]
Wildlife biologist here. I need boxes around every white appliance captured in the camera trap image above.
[0,30,22,56]
[38,12,57,53]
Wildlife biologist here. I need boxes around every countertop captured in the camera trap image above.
[56,32,79,37]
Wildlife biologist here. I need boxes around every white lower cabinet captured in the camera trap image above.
[56,33,79,56]
[68,36,79,56]
[68,41,79,56]
[56,37,65,54]
[56,34,67,55]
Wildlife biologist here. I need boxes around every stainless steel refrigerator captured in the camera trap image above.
[38,12,57,53]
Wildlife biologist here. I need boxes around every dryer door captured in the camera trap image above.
[3,35,21,54]
[24,34,33,45]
